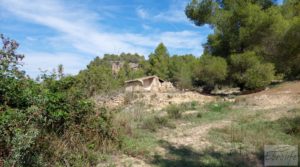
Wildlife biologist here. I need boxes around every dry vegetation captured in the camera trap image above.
[90,81,300,167]
[1,0,299,165]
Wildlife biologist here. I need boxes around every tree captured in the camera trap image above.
[273,18,300,79]
[186,0,300,80]
[229,52,260,86]
[0,34,24,78]
[244,63,275,89]
[0,34,34,108]
[230,51,275,89]
[148,43,170,80]
[195,55,228,89]
[186,0,276,57]
[77,65,120,96]
[57,64,64,79]
[169,54,198,89]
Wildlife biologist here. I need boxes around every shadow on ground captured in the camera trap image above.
[150,140,262,167]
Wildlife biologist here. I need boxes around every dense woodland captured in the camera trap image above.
[0,0,299,166]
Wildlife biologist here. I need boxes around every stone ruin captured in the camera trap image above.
[125,75,175,93]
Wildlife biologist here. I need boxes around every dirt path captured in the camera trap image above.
[98,81,300,167]
[157,120,231,150]
[236,81,300,110]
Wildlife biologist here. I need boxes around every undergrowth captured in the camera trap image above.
[209,109,300,162]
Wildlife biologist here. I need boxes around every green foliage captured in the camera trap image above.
[96,108,118,141]
[186,0,300,79]
[211,115,300,152]
[102,53,145,63]
[1,0,299,163]
[0,108,44,167]
[186,0,276,57]
[230,52,275,89]
[148,43,170,80]
[118,61,145,80]
[77,65,120,96]
[230,52,260,82]
[0,34,24,77]
[195,55,228,88]
[206,102,231,113]
[0,35,111,166]
[166,104,182,119]
[77,53,146,96]
[274,18,300,78]
[121,130,157,157]
[244,63,275,89]
[169,54,198,89]
[185,0,216,26]
[0,35,36,108]
[142,116,175,132]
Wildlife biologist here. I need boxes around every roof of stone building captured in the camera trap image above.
[125,75,164,84]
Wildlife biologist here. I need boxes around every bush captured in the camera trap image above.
[230,52,275,89]
[166,104,182,119]
[142,117,161,132]
[180,101,199,110]
[206,102,231,112]
[195,55,228,88]
[0,108,44,167]
[0,35,124,166]
[76,65,121,96]
[142,116,175,132]
[230,52,260,83]
[244,63,275,89]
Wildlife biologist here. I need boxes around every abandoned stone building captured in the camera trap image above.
[125,75,174,92]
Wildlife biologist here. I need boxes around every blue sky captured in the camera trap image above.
[0,0,283,77]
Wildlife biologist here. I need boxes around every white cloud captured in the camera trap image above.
[1,0,145,56]
[136,7,148,19]
[0,0,206,77]
[136,0,190,24]
[25,36,37,41]
[22,52,92,78]
[142,24,151,30]
[154,10,188,23]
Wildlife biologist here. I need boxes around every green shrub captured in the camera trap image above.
[142,117,159,132]
[230,52,260,82]
[8,127,42,167]
[244,63,275,89]
[206,102,231,112]
[121,131,157,157]
[166,104,182,119]
[142,116,175,132]
[180,101,199,110]
[0,108,44,167]
[0,35,121,166]
[288,108,300,113]
[196,112,203,118]
[230,52,275,89]
[124,92,138,105]
[96,108,118,141]
[195,55,228,88]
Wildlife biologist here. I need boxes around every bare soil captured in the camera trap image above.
[97,81,300,166]
[236,81,300,110]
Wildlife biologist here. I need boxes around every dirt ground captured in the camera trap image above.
[94,91,216,111]
[236,81,300,110]
[97,81,300,167]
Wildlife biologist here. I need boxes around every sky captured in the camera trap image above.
[0,0,213,77]
[0,0,284,77]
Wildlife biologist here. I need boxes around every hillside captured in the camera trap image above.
[1,0,299,166]
[95,81,300,167]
